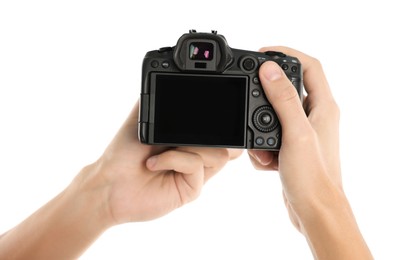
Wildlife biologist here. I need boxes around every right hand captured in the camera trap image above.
[248,47,373,259]
[248,46,342,230]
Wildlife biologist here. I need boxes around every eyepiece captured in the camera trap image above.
[189,42,214,61]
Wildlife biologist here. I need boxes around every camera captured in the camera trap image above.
[138,30,303,150]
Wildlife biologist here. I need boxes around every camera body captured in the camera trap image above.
[139,30,303,150]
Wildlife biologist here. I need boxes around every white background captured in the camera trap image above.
[1,0,408,259]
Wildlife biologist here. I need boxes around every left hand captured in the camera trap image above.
[77,101,242,225]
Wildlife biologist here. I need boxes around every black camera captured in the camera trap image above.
[138,30,303,150]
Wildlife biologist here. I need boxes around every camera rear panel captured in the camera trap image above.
[139,31,303,150]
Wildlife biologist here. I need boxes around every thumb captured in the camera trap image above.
[258,61,308,137]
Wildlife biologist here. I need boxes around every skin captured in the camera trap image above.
[0,101,242,259]
[248,46,373,259]
[0,46,372,259]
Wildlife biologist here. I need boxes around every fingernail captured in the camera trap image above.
[253,154,263,164]
[254,152,273,166]
[262,61,282,81]
[146,156,158,169]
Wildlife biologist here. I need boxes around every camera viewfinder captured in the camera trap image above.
[189,42,214,60]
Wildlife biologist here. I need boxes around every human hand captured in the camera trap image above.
[248,46,341,229]
[0,101,242,260]
[248,47,372,259]
[78,102,243,225]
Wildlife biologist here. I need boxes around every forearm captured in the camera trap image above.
[296,183,373,260]
[0,165,112,259]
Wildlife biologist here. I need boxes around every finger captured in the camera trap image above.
[247,150,278,171]
[118,101,140,138]
[260,46,339,128]
[258,61,311,137]
[176,147,230,182]
[261,47,341,183]
[259,46,334,104]
[146,150,204,174]
[227,149,244,160]
[146,150,205,190]
[261,49,340,135]
[108,100,144,150]
[248,150,273,166]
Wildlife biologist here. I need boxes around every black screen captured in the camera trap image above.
[153,74,247,147]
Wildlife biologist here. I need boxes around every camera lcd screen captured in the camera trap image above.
[153,74,247,147]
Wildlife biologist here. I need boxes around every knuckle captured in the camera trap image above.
[228,148,243,160]
[189,188,202,201]
[164,150,179,159]
[163,150,205,173]
[215,148,230,164]
[286,125,317,146]
[308,56,323,70]
[328,100,340,120]
[276,81,300,103]
[158,150,180,167]
[261,68,301,106]
[313,99,340,123]
[207,148,229,171]
[190,153,204,169]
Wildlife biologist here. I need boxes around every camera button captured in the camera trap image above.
[255,137,264,146]
[261,113,272,125]
[281,64,289,70]
[159,47,173,53]
[243,58,255,71]
[265,51,286,58]
[253,106,277,133]
[161,61,170,68]
[252,89,260,97]
[151,60,159,68]
[267,137,276,146]
[291,65,298,72]
[291,77,300,87]
[240,56,258,73]
[253,76,260,85]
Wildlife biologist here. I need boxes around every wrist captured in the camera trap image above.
[289,179,372,259]
[0,162,116,260]
[70,161,116,230]
[291,177,346,222]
